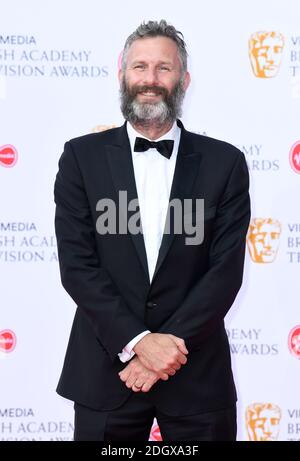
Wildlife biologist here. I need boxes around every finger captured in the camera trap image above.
[168,335,189,355]
[178,343,189,355]
[177,352,188,365]
[141,376,158,392]
[134,381,144,388]
[126,374,139,388]
[170,362,181,371]
[167,352,187,368]
[141,381,154,392]
[119,370,130,382]
[131,384,142,393]
[119,365,132,381]
[158,372,169,381]
[167,368,176,376]
[122,369,137,388]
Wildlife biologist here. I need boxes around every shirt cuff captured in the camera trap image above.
[118,330,151,363]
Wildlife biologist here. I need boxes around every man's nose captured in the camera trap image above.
[142,68,159,85]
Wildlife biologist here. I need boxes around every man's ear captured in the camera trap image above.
[118,68,123,84]
[183,71,191,91]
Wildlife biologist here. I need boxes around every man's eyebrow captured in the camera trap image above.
[130,59,173,65]
[129,60,146,66]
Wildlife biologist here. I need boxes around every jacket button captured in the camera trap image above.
[146,301,157,309]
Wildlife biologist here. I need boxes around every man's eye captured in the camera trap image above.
[159,66,170,71]
[134,65,145,70]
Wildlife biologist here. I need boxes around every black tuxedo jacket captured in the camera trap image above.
[54,120,250,416]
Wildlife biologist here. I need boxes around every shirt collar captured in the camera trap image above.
[127,120,180,156]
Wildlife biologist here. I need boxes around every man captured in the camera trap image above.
[54,20,250,441]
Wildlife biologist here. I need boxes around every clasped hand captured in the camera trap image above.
[118,333,188,393]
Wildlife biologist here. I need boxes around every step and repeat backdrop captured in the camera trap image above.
[0,0,299,441]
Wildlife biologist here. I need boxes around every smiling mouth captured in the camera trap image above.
[139,91,161,96]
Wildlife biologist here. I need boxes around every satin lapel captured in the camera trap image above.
[105,124,150,283]
[152,125,202,282]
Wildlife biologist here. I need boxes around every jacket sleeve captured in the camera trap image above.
[54,141,147,362]
[158,152,250,350]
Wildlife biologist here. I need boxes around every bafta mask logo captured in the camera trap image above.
[246,403,282,441]
[247,218,281,263]
[289,141,300,174]
[288,325,300,359]
[249,31,284,78]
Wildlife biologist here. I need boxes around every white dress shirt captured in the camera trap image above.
[118,120,181,362]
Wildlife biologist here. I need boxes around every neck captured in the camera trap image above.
[131,120,174,140]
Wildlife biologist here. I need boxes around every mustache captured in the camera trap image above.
[120,76,185,126]
[129,85,169,98]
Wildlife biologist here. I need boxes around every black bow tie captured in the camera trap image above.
[134,137,174,159]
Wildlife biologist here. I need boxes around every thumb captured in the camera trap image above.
[169,335,189,354]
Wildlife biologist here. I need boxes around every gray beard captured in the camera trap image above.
[120,78,185,128]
